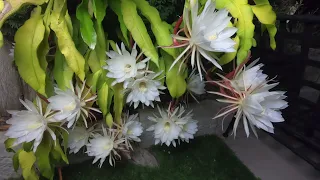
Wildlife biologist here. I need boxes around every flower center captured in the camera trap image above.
[103,142,113,150]
[124,64,132,73]
[208,34,218,41]
[139,82,147,92]
[64,101,77,111]
[164,122,171,132]
[127,130,132,135]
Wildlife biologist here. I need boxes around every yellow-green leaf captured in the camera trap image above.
[109,0,129,46]
[95,21,107,66]
[19,150,38,180]
[76,0,97,49]
[112,83,124,124]
[51,139,69,164]
[35,133,53,179]
[121,0,159,66]
[53,48,74,90]
[14,6,47,96]
[164,53,186,98]
[0,0,47,28]
[216,0,255,65]
[132,0,176,58]
[51,0,86,81]
[92,0,107,24]
[4,138,15,153]
[97,81,109,116]
[13,149,22,172]
[106,113,113,128]
[219,36,240,66]
[87,69,102,92]
[266,24,277,50]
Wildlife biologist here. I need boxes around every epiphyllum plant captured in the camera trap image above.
[1,0,281,179]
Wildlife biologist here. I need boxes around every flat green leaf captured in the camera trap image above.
[219,36,240,66]
[4,138,15,153]
[51,0,86,81]
[87,69,102,92]
[109,0,129,46]
[51,139,69,164]
[112,83,124,124]
[132,0,176,58]
[13,149,22,172]
[97,81,109,116]
[121,0,159,66]
[35,133,53,179]
[164,53,186,98]
[14,6,47,96]
[106,113,113,128]
[92,0,107,23]
[19,150,38,180]
[23,142,33,152]
[71,16,89,55]
[53,48,74,90]
[266,24,277,50]
[76,0,97,49]
[95,21,107,66]
[60,129,69,153]
[216,0,255,65]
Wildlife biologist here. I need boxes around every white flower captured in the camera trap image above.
[5,96,57,152]
[147,106,197,147]
[9,43,15,58]
[48,81,100,128]
[125,72,166,109]
[187,70,206,102]
[68,126,92,154]
[178,118,198,143]
[169,0,237,80]
[122,114,143,142]
[209,59,288,137]
[104,43,150,87]
[86,127,125,167]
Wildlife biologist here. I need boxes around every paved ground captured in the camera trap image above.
[1,100,319,180]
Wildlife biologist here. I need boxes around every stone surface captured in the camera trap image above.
[130,147,159,168]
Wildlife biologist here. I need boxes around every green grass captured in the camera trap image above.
[60,135,257,180]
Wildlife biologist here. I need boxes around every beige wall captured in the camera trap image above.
[0,40,35,117]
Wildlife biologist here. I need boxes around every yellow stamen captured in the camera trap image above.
[64,101,76,111]
[139,82,147,92]
[208,34,217,41]
[124,64,132,73]
[164,122,171,132]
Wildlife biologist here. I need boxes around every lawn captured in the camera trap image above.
[60,135,257,180]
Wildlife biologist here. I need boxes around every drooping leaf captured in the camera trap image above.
[76,0,97,49]
[23,141,33,152]
[164,52,186,98]
[112,83,124,124]
[87,69,102,92]
[4,138,15,153]
[252,0,277,50]
[14,6,47,96]
[53,48,74,90]
[72,16,89,55]
[106,113,113,128]
[92,0,107,23]
[60,129,69,153]
[51,0,86,81]
[109,0,129,46]
[121,0,159,66]
[216,0,255,65]
[35,133,53,179]
[0,0,47,28]
[132,0,176,58]
[19,150,38,180]
[219,36,240,66]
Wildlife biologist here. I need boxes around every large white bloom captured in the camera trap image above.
[5,96,57,152]
[118,113,143,150]
[104,43,150,87]
[68,126,92,154]
[147,106,197,147]
[209,59,288,137]
[125,72,166,109]
[86,127,125,167]
[187,70,206,102]
[48,81,100,128]
[169,0,237,79]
